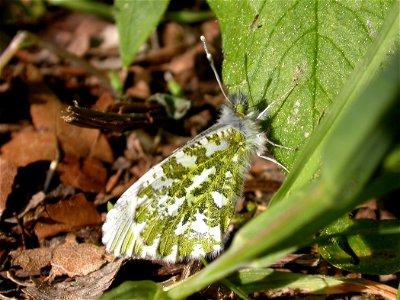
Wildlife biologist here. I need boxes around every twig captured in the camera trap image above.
[62,101,168,131]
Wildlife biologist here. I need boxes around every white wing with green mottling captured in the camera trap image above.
[102,102,267,263]
[103,122,260,262]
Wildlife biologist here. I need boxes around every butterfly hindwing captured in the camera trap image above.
[102,124,254,262]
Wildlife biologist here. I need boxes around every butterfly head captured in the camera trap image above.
[230,93,250,117]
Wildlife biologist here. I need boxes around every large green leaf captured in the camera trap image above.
[319,216,400,275]
[208,0,394,168]
[114,0,169,68]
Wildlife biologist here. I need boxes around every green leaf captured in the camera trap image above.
[208,0,395,168]
[115,0,169,68]
[384,144,400,172]
[319,216,400,275]
[100,281,170,300]
[108,70,124,95]
[272,0,399,202]
[148,93,191,120]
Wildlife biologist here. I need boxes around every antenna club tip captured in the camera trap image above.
[200,35,206,42]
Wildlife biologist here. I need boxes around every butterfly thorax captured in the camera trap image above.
[216,94,266,157]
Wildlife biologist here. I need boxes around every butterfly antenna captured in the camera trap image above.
[200,35,230,103]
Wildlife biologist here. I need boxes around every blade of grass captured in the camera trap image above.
[115,0,169,68]
[46,0,114,21]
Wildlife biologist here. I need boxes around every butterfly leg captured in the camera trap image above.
[256,151,289,172]
[265,136,297,151]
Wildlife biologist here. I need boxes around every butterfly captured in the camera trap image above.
[102,36,294,263]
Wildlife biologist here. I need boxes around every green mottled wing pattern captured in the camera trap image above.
[102,125,254,262]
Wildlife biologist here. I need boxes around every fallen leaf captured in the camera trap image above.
[23,259,123,300]
[0,128,58,167]
[50,234,107,278]
[10,248,52,277]
[93,92,115,112]
[183,109,212,136]
[10,234,114,282]
[125,66,151,99]
[34,193,102,240]
[168,43,202,75]
[58,154,107,193]
[48,13,110,57]
[244,178,282,193]
[105,168,122,194]
[29,81,113,164]
[0,158,18,217]
[30,93,60,131]
[57,120,114,164]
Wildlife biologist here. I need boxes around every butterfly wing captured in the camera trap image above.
[102,125,254,263]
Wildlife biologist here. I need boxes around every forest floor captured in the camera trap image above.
[0,2,398,299]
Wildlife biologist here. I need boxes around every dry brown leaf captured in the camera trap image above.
[244,178,282,194]
[0,128,58,167]
[183,109,212,136]
[30,94,60,131]
[10,248,52,277]
[29,82,113,164]
[40,12,110,55]
[57,119,114,164]
[10,234,115,283]
[201,20,221,45]
[34,193,102,240]
[161,22,186,48]
[105,169,122,194]
[125,66,151,99]
[0,158,18,217]
[93,92,115,112]
[58,154,107,193]
[23,259,123,300]
[168,43,203,75]
[68,15,109,56]
[50,235,108,278]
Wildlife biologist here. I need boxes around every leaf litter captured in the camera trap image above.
[0,3,398,300]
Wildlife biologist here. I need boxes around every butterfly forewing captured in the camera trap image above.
[102,125,254,262]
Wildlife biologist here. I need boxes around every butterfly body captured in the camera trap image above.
[102,94,267,263]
